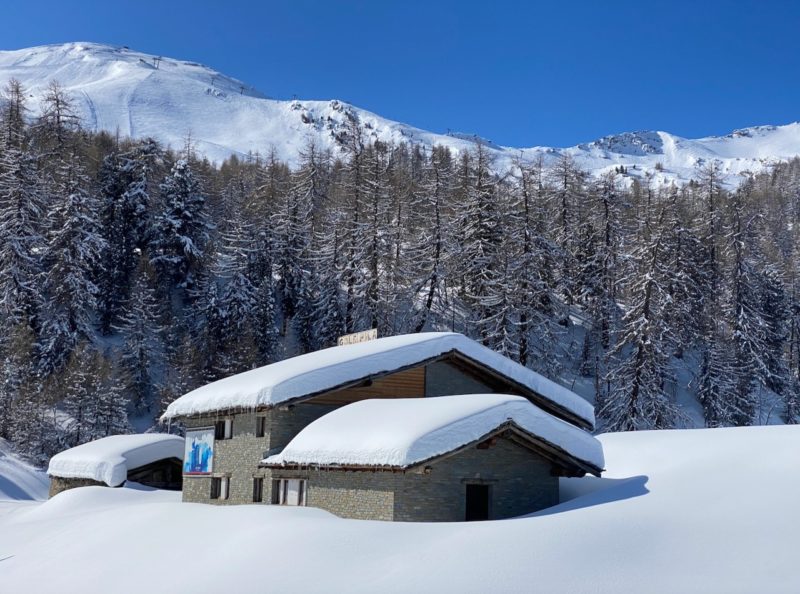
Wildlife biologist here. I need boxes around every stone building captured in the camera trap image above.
[262,394,603,521]
[48,434,184,498]
[162,332,603,520]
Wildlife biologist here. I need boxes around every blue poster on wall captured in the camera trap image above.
[184,428,214,474]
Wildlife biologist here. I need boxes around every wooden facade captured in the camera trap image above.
[296,353,590,431]
[308,367,426,406]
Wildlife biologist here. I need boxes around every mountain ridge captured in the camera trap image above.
[1,41,799,185]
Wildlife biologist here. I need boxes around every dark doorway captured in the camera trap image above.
[465,484,490,521]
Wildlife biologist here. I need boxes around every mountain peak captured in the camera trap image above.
[1,42,799,185]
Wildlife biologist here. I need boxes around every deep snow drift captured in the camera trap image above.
[1,426,797,593]
[0,438,49,503]
[1,42,799,184]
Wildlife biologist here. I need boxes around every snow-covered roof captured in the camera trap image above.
[262,394,604,474]
[47,434,184,487]
[161,332,595,428]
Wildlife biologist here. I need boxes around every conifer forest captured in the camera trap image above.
[2,79,799,465]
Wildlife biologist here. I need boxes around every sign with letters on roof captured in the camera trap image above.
[337,328,378,346]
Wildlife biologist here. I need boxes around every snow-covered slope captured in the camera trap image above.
[1,42,799,185]
[0,438,49,502]
[1,426,797,593]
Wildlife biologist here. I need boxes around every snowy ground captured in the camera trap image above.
[0,438,49,508]
[1,426,797,593]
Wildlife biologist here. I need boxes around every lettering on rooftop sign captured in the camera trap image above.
[337,328,378,346]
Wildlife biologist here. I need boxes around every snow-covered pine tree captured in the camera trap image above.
[0,80,46,334]
[97,139,163,333]
[90,349,131,438]
[599,204,682,431]
[452,144,504,346]
[61,341,98,446]
[39,149,106,371]
[549,154,586,306]
[246,226,280,365]
[509,155,562,373]
[724,182,786,425]
[407,145,453,333]
[115,259,164,416]
[361,140,395,334]
[305,226,346,351]
[218,263,259,376]
[0,323,37,441]
[149,158,212,299]
[273,144,317,338]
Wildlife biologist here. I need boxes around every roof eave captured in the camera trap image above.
[259,421,603,477]
[163,347,594,431]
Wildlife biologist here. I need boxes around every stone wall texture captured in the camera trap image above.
[49,476,107,498]
[182,404,335,505]
[271,437,557,521]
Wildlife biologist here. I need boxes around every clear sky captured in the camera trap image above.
[1,0,798,148]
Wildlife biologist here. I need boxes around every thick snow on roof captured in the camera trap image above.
[263,394,603,471]
[162,332,594,427]
[47,434,184,487]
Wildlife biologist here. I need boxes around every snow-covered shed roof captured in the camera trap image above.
[262,394,604,475]
[47,434,184,487]
[161,332,595,429]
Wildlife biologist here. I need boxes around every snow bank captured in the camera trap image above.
[3,426,799,593]
[0,439,49,502]
[263,394,603,472]
[47,434,184,487]
[161,332,595,428]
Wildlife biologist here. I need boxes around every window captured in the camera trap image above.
[210,476,229,500]
[215,419,233,440]
[272,479,307,506]
[255,416,266,438]
[253,477,264,503]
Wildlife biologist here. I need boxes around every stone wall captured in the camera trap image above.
[393,438,557,521]
[270,437,558,522]
[182,404,335,505]
[273,469,398,520]
[49,476,107,498]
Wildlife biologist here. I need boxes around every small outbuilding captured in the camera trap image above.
[47,434,184,498]
[262,394,604,521]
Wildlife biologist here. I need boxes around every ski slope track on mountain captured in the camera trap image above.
[0,426,798,593]
[1,42,799,186]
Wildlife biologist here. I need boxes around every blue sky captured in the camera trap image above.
[2,0,799,147]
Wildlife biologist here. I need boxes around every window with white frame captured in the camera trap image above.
[215,419,233,440]
[272,479,307,506]
[210,476,230,500]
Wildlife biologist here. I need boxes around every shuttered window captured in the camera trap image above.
[272,479,307,506]
[211,476,229,500]
[215,419,233,440]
